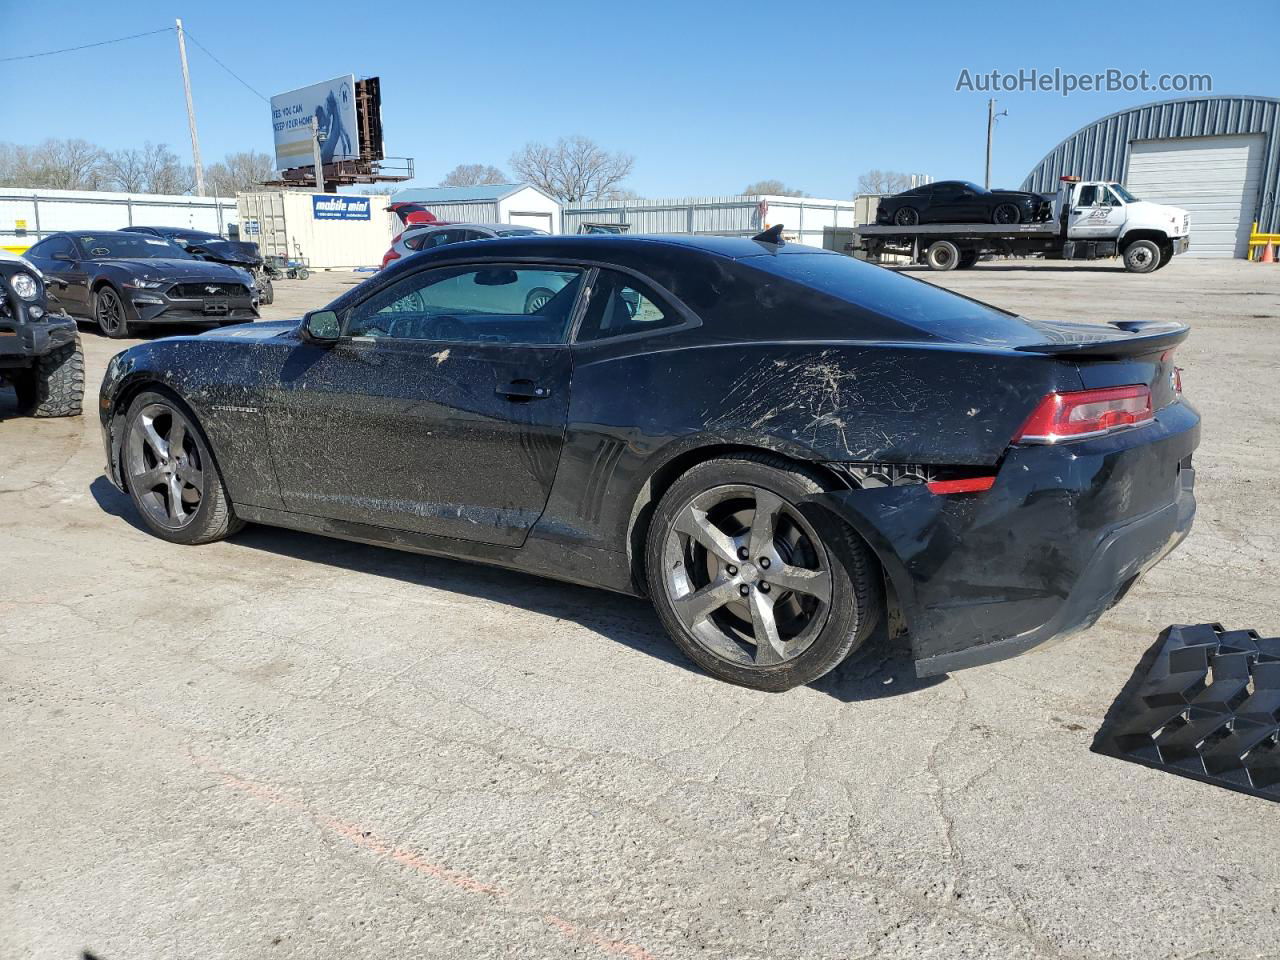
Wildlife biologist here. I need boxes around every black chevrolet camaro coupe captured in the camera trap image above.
[24,231,258,338]
[876,180,1053,226]
[98,234,1199,690]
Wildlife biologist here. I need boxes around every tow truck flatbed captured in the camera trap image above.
[857,222,1059,238]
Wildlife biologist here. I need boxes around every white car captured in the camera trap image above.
[380,222,548,270]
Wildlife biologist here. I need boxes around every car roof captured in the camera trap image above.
[407,222,541,234]
[400,233,838,261]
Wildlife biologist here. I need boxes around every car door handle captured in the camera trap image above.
[496,379,551,401]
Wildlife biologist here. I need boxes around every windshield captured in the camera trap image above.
[78,234,193,260]
[1109,183,1138,203]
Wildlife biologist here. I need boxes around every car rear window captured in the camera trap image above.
[740,253,1047,345]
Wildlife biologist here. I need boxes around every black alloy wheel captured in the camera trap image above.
[894,207,920,226]
[993,203,1021,225]
[95,286,130,338]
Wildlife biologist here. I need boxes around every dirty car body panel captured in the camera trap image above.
[99,234,1199,677]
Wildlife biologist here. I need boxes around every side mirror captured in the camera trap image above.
[301,309,342,344]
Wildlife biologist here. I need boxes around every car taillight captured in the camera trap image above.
[1013,385,1153,444]
[382,249,400,269]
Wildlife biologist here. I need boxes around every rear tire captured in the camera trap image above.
[925,240,961,271]
[957,251,979,269]
[15,340,85,417]
[1123,239,1161,274]
[122,390,244,545]
[894,207,920,226]
[645,454,882,691]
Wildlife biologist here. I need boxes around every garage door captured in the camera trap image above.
[507,211,554,233]
[1126,134,1264,257]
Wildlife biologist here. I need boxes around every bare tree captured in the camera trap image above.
[2,139,108,190]
[510,136,634,203]
[742,179,808,197]
[439,163,508,187]
[103,142,191,194]
[205,150,273,196]
[856,169,914,195]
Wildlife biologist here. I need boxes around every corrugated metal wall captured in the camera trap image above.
[412,200,501,224]
[1021,96,1280,233]
[563,195,859,247]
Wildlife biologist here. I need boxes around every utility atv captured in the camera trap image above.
[0,251,84,417]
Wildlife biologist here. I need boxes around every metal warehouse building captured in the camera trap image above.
[390,183,561,234]
[1022,95,1280,257]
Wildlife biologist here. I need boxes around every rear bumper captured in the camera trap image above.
[821,401,1200,676]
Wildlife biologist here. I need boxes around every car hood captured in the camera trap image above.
[195,318,298,341]
[95,258,250,283]
[193,241,262,267]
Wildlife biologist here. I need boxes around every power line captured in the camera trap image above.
[0,27,173,63]
[181,30,269,102]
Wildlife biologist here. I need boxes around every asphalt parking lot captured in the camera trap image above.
[3,258,1279,960]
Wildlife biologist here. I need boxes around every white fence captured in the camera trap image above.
[1,187,238,253]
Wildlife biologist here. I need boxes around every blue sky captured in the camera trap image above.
[3,0,1272,198]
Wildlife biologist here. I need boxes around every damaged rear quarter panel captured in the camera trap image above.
[539,333,1081,584]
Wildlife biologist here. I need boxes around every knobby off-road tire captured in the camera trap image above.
[14,340,85,417]
[646,454,882,691]
[122,390,244,545]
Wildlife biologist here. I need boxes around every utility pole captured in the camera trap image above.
[311,117,327,193]
[985,98,1008,190]
[175,19,205,197]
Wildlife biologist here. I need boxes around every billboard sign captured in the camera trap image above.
[271,75,358,171]
[312,196,371,221]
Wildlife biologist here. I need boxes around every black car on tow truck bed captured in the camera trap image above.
[0,252,83,417]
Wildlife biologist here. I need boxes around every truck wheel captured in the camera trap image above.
[956,251,978,269]
[1155,241,1175,270]
[925,240,961,271]
[894,207,919,226]
[94,286,131,338]
[993,203,1021,225]
[14,340,85,417]
[1123,239,1161,274]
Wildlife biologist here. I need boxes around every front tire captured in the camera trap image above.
[122,390,243,545]
[645,455,881,691]
[13,340,84,417]
[258,276,274,305]
[94,286,130,338]
[1123,239,1161,274]
[993,203,1021,225]
[894,207,920,226]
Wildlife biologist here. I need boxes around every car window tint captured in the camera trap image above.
[346,265,585,345]
[1077,185,1099,206]
[576,270,682,342]
[35,236,74,259]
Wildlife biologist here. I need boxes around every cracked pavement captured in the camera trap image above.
[2,260,1278,959]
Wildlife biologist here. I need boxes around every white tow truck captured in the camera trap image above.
[855,176,1191,273]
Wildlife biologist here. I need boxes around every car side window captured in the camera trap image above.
[345,264,586,345]
[35,236,75,260]
[932,184,960,202]
[575,270,682,343]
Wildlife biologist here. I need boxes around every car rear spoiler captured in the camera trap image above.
[1014,320,1190,358]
